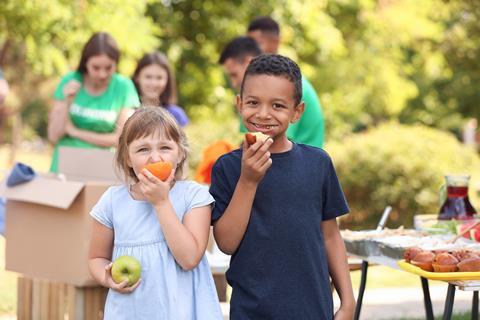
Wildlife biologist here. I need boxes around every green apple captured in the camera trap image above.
[111,255,142,286]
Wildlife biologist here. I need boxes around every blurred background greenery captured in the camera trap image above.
[1,0,480,229]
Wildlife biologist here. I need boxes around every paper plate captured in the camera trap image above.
[398,260,480,281]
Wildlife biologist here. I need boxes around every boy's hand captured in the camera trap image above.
[104,262,141,294]
[240,137,273,184]
[138,167,175,206]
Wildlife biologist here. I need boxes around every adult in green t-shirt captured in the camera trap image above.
[48,32,140,172]
[219,37,325,148]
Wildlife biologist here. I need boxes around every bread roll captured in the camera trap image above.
[404,247,422,263]
[457,257,480,272]
[434,252,459,266]
[411,251,435,272]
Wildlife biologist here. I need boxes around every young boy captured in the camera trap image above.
[210,54,355,319]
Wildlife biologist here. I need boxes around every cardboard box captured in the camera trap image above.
[1,147,118,286]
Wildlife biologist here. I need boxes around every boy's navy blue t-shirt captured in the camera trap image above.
[210,143,349,320]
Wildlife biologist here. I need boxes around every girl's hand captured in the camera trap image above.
[104,262,141,294]
[138,167,175,206]
[240,137,273,184]
[63,80,81,102]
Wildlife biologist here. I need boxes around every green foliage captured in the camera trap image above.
[21,99,49,139]
[1,0,480,147]
[145,0,480,142]
[327,123,480,230]
[0,0,158,77]
[0,0,160,144]
[0,0,158,121]
[320,0,448,138]
[401,0,480,128]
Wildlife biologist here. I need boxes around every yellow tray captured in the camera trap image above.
[398,260,480,281]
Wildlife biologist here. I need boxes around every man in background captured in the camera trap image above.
[219,36,262,94]
[247,16,280,54]
[219,36,262,135]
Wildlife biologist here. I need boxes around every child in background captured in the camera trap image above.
[132,51,189,126]
[88,107,222,319]
[210,54,355,319]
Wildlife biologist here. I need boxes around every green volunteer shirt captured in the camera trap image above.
[239,75,325,148]
[50,71,140,172]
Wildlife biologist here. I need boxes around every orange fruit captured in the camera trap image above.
[144,161,173,181]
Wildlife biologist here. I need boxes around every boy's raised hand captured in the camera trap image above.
[240,137,273,184]
[138,167,175,205]
[104,262,141,294]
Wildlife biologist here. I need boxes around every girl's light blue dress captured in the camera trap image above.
[90,181,223,319]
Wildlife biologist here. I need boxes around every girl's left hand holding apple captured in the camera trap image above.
[138,168,175,206]
[104,262,142,294]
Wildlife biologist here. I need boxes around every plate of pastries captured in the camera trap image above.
[398,247,480,280]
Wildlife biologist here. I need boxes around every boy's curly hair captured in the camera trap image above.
[240,54,302,106]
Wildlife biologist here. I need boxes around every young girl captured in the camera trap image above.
[132,51,189,127]
[88,107,222,319]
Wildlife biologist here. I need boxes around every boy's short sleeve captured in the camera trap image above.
[90,188,113,229]
[186,182,214,213]
[209,159,233,223]
[322,157,349,220]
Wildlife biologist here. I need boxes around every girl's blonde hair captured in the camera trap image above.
[115,107,188,183]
